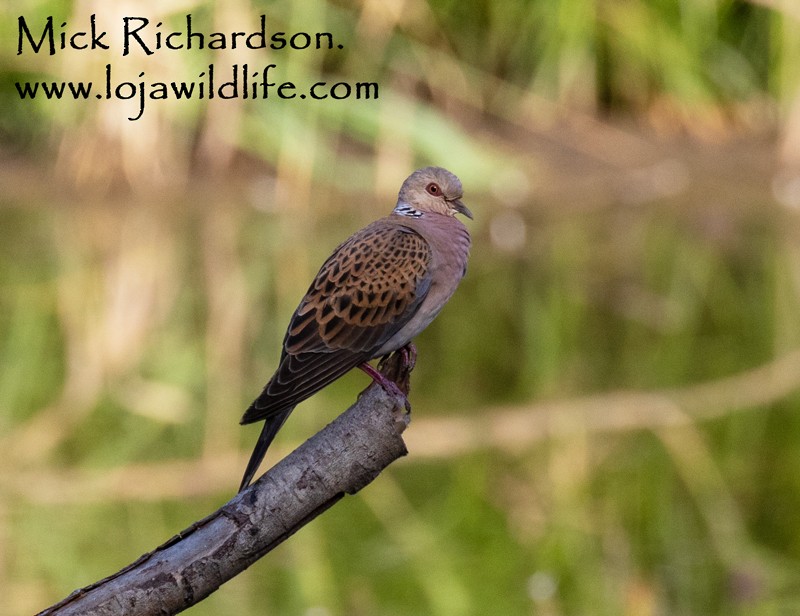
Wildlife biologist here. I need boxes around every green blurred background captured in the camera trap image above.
[3,0,800,614]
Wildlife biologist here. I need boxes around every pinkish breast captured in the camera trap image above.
[373,213,471,356]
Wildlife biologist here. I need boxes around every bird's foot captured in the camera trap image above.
[377,343,416,394]
[399,342,417,372]
[359,360,411,412]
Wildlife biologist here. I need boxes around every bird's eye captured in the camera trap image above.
[426,182,441,196]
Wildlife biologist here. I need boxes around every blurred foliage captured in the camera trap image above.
[3,0,800,615]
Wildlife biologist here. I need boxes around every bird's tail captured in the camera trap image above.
[239,408,293,492]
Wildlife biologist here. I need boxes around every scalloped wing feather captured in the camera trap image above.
[287,222,431,352]
[242,221,431,423]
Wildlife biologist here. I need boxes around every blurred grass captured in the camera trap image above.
[4,0,800,615]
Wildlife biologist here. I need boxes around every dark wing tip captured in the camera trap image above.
[240,404,259,425]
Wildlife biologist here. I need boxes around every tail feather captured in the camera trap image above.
[239,408,293,492]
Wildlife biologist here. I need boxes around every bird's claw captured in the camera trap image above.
[359,349,415,411]
[400,343,417,372]
[375,344,416,395]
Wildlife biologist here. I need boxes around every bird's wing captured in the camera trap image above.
[241,221,431,424]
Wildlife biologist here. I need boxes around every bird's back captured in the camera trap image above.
[241,217,437,424]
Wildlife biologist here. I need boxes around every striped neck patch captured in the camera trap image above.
[393,202,423,218]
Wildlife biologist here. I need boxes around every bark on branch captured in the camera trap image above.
[37,352,413,616]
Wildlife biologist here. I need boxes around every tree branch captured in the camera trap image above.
[37,352,412,616]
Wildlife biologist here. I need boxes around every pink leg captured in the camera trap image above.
[359,362,411,410]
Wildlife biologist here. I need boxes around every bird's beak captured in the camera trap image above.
[451,198,473,220]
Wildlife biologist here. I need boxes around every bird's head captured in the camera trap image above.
[395,167,473,220]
